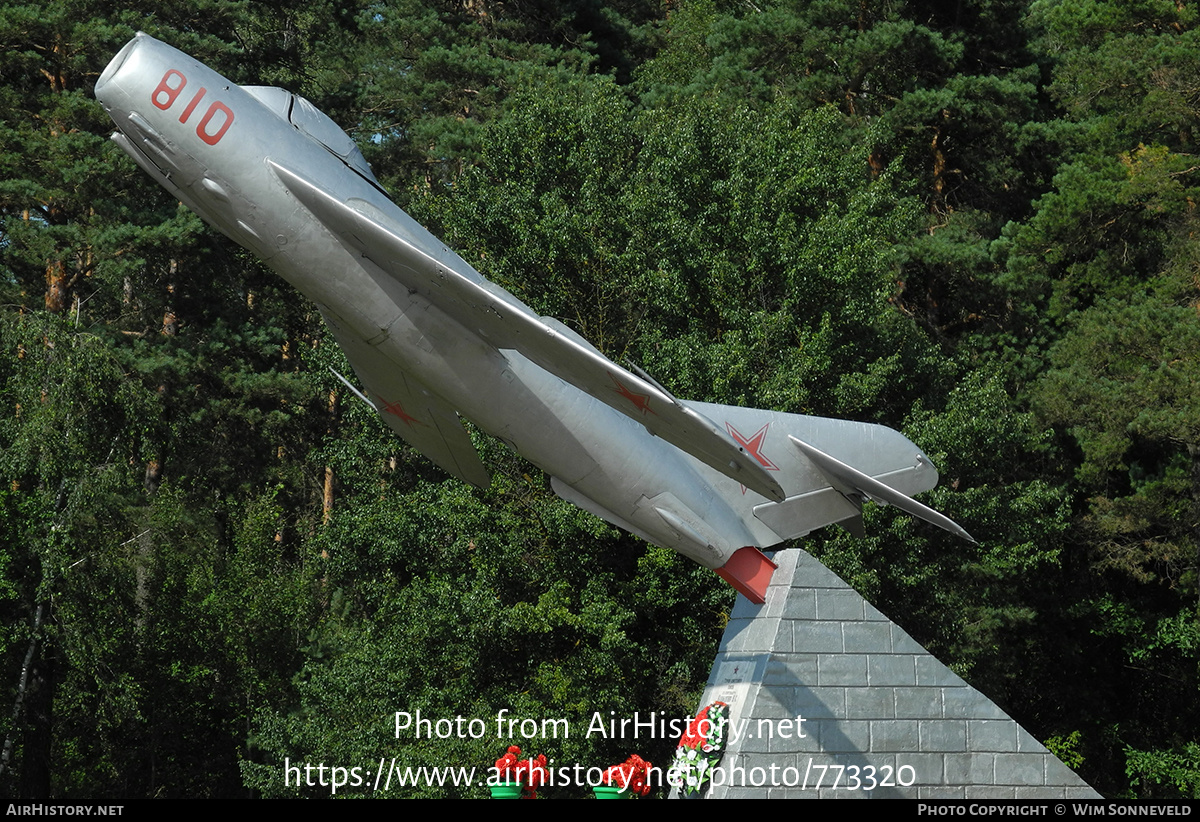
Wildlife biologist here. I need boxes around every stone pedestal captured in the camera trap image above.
[691,548,1101,799]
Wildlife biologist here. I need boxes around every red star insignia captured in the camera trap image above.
[726,422,778,471]
[608,373,655,415]
[726,422,778,493]
[378,396,423,428]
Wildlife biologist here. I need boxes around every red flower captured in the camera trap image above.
[678,705,712,750]
[601,754,652,797]
[677,701,728,752]
[494,745,548,798]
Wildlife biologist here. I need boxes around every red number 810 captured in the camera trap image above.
[151,68,235,146]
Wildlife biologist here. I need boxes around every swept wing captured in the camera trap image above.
[269,161,786,503]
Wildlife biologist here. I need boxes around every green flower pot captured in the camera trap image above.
[490,780,524,799]
[592,785,630,799]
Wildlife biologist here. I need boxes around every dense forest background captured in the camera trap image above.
[0,0,1196,799]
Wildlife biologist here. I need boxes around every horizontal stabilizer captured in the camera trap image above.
[270,161,784,502]
[788,436,976,543]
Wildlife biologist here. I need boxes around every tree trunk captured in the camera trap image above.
[44,259,68,313]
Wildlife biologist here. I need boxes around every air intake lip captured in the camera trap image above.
[96,32,145,94]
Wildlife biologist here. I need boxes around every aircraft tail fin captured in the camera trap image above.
[682,401,974,547]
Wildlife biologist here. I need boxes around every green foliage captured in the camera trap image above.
[1126,743,1200,799]
[432,84,947,416]
[1,0,1197,800]
[1035,295,1199,589]
[244,481,732,797]
[1031,0,1200,152]
[998,146,1200,332]
[1047,730,1086,771]
[348,0,659,195]
[816,370,1070,684]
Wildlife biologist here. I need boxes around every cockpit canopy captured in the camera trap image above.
[244,86,380,185]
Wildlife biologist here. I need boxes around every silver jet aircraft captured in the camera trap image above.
[95,34,973,604]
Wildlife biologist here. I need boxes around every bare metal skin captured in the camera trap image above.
[95,35,973,603]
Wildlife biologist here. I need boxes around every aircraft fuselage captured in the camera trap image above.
[95,34,759,572]
[96,35,972,603]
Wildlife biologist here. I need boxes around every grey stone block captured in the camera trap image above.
[695,548,1101,799]
[916,654,968,687]
[759,577,789,616]
[919,719,968,751]
[893,752,945,785]
[740,752,787,777]
[751,685,800,719]
[868,653,917,686]
[1018,728,1050,754]
[720,616,782,654]
[740,728,773,754]
[894,686,944,719]
[856,751,897,770]
[763,653,817,685]
[769,725,822,753]
[814,720,870,753]
[869,718,919,750]
[944,752,996,785]
[970,719,1018,752]
[845,686,895,719]
[815,587,865,620]
[781,587,817,620]
[1015,786,1067,800]
[793,553,847,589]
[842,620,893,653]
[794,620,845,653]
[920,786,967,799]
[995,752,1047,785]
[817,652,868,686]
[787,686,846,719]
[943,686,1007,719]
[969,786,1018,799]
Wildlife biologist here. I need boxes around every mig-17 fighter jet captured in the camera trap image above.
[95,34,973,604]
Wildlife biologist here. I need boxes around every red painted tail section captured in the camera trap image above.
[715,546,778,605]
